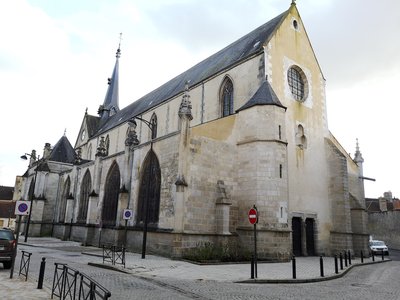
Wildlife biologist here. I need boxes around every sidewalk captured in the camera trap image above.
[0,272,51,300]
[1,237,390,298]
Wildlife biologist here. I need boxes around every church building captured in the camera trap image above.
[16,2,369,260]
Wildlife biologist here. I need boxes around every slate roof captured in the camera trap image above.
[49,136,76,164]
[86,115,101,138]
[99,49,120,125]
[0,186,14,200]
[92,9,289,138]
[237,80,286,112]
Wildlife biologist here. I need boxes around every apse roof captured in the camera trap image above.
[237,80,286,112]
[93,9,289,137]
[49,136,76,164]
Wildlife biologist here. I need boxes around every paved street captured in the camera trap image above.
[0,239,399,299]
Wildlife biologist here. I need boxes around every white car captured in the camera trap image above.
[369,240,389,255]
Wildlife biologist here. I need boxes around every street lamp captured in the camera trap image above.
[128,116,155,259]
[20,152,40,242]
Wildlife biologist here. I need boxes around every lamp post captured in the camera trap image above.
[128,116,155,259]
[20,152,40,242]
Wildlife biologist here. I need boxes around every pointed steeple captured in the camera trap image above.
[354,138,364,165]
[98,34,121,123]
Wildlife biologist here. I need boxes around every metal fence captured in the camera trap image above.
[102,245,125,268]
[51,262,111,300]
[18,250,32,281]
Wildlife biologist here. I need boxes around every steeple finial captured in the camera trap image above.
[354,138,364,164]
[291,0,296,5]
[64,128,67,136]
[116,33,122,58]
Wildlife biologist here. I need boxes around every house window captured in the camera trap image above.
[287,66,308,102]
[220,77,234,117]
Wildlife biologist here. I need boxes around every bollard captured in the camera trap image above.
[292,256,296,279]
[320,256,324,277]
[381,249,384,261]
[250,256,254,279]
[360,250,364,263]
[334,255,338,274]
[372,251,375,261]
[344,251,348,267]
[339,253,343,270]
[348,250,351,265]
[37,257,46,289]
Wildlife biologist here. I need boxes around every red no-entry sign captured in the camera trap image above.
[248,208,258,225]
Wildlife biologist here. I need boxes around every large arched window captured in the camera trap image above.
[220,77,234,117]
[28,178,35,200]
[102,162,121,227]
[150,113,157,140]
[59,177,70,223]
[137,150,161,226]
[77,170,91,223]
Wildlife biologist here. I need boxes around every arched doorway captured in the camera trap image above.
[102,162,121,227]
[137,150,161,226]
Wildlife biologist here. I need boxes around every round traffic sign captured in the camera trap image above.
[18,203,29,213]
[248,208,258,224]
[123,209,133,220]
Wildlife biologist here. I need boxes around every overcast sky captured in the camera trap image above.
[0,0,399,198]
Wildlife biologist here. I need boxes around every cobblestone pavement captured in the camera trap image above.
[1,238,398,300]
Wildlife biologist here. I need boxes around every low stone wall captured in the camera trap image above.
[368,211,400,249]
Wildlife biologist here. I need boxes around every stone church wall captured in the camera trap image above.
[325,138,354,254]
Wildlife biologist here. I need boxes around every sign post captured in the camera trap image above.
[123,209,133,247]
[248,205,258,278]
[10,201,31,278]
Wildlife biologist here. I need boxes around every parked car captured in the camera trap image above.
[369,240,389,255]
[0,228,16,269]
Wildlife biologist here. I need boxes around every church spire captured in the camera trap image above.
[98,34,121,122]
[354,138,364,165]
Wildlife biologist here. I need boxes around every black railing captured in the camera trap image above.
[102,245,126,268]
[19,250,32,281]
[51,263,111,300]
[79,272,111,300]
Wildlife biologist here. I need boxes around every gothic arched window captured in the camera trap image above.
[220,77,234,117]
[295,124,307,149]
[28,178,35,200]
[59,177,70,223]
[150,113,157,140]
[137,150,161,226]
[102,162,121,227]
[77,170,91,223]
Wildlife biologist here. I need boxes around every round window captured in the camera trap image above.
[287,66,308,102]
